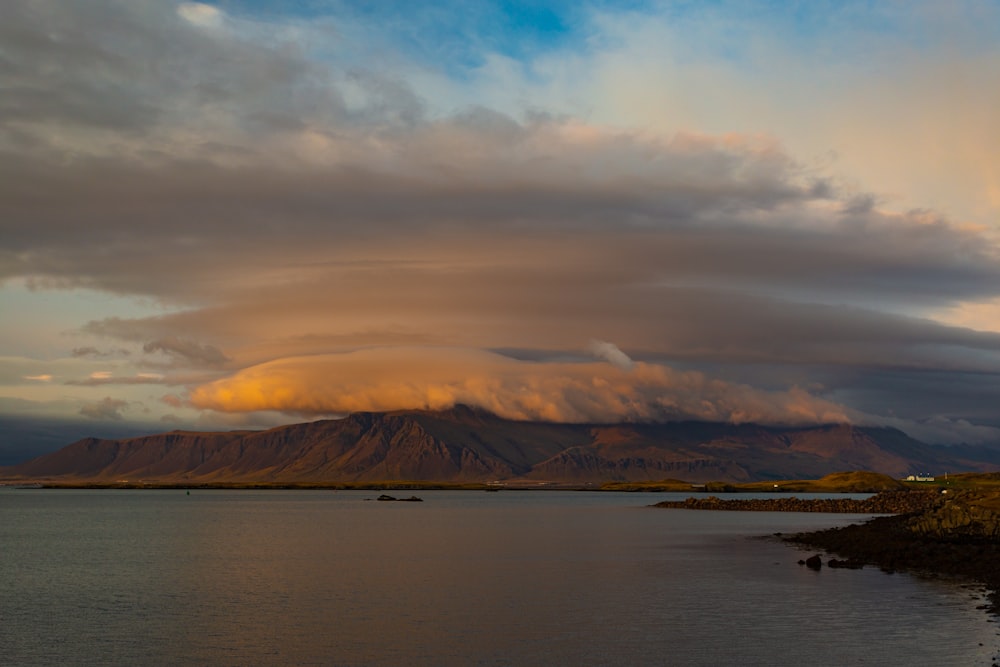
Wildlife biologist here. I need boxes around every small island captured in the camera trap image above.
[375,494,424,502]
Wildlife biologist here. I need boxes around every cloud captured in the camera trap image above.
[81,318,174,343]
[588,340,633,371]
[188,346,853,426]
[894,416,1000,447]
[160,394,185,409]
[177,2,224,29]
[0,356,127,388]
[6,115,998,318]
[2,0,1000,447]
[66,372,165,387]
[142,337,230,368]
[72,346,130,358]
[79,397,129,421]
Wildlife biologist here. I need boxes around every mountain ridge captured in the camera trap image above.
[3,406,998,484]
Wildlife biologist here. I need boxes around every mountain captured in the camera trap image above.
[2,406,998,484]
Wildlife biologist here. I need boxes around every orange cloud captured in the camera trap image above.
[188,346,852,426]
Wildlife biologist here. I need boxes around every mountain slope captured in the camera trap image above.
[2,406,996,483]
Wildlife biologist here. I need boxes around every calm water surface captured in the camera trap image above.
[2,489,997,666]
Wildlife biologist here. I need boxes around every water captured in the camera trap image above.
[1,489,997,666]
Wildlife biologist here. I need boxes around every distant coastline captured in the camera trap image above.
[4,469,999,494]
[652,489,939,514]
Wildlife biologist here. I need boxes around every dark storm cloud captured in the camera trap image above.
[4,139,999,317]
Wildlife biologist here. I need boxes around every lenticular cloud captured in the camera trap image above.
[188,346,853,426]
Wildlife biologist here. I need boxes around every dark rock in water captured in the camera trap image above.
[828,558,864,569]
[805,554,823,569]
[376,494,423,502]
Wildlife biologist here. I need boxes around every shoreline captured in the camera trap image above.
[652,490,940,514]
[782,511,1000,615]
[656,489,1000,619]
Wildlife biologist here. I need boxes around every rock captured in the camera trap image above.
[905,492,1000,541]
[784,492,1000,615]
[805,554,823,570]
[653,490,943,514]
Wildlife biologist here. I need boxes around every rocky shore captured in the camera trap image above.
[656,490,1000,613]
[652,490,941,514]
[781,491,1000,616]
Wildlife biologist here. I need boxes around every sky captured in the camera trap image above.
[2,0,1000,462]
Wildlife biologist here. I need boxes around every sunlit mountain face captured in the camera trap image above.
[5,407,999,484]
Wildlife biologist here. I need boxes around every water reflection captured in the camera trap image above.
[1,489,996,666]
